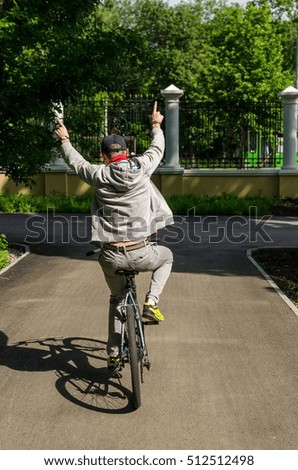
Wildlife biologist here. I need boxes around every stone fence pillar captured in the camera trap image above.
[160,84,184,170]
[279,86,298,171]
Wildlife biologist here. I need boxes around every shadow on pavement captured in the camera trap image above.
[0,332,134,414]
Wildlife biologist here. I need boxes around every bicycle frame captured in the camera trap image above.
[119,278,149,371]
[115,269,154,408]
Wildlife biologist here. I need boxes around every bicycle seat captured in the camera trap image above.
[115,269,139,276]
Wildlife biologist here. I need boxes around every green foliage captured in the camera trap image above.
[0,233,8,250]
[0,193,93,213]
[119,0,209,97]
[202,1,293,102]
[118,0,295,100]
[0,192,277,216]
[0,0,297,184]
[0,233,9,270]
[0,0,138,184]
[266,0,298,20]
[166,193,278,216]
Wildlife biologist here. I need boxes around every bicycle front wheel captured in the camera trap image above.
[126,304,141,409]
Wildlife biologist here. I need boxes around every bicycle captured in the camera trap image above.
[86,247,158,410]
[115,268,158,410]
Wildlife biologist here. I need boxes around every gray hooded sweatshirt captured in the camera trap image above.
[61,128,174,243]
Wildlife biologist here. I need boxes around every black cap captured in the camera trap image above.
[101,134,127,154]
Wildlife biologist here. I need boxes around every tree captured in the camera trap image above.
[119,0,295,101]
[0,0,139,184]
[265,0,298,85]
[119,0,210,97]
[200,0,293,102]
[0,0,296,184]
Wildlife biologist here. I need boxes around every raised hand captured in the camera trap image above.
[54,117,70,142]
[149,101,164,127]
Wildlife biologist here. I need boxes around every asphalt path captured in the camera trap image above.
[0,212,298,450]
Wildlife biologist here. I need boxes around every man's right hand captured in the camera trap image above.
[149,101,164,128]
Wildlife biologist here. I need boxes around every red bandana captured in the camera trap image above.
[108,154,129,165]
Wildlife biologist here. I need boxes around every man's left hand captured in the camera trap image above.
[55,117,70,142]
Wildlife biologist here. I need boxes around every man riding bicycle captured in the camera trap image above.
[55,102,173,370]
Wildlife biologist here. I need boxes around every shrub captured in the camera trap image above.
[0,234,9,270]
[166,193,277,216]
[0,192,278,216]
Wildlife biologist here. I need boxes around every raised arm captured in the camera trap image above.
[54,117,99,186]
[137,101,165,174]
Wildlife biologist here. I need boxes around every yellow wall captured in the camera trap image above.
[67,174,92,196]
[1,170,298,199]
[0,173,44,195]
[160,173,183,197]
[279,174,298,199]
[181,174,279,198]
[44,172,68,196]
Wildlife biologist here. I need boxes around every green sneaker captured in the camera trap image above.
[142,303,164,322]
[107,356,123,372]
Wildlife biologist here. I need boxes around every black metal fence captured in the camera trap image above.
[64,98,284,168]
[180,100,284,169]
[64,99,156,163]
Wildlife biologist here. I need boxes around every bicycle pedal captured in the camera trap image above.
[143,320,159,326]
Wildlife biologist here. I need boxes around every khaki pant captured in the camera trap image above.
[98,243,173,356]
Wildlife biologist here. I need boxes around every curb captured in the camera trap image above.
[247,247,298,318]
[0,244,30,276]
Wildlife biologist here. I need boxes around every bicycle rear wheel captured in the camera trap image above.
[126,304,141,409]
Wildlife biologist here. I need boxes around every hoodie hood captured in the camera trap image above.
[97,158,143,193]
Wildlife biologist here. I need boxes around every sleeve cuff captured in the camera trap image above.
[151,127,163,136]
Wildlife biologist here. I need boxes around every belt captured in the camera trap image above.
[103,239,148,253]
